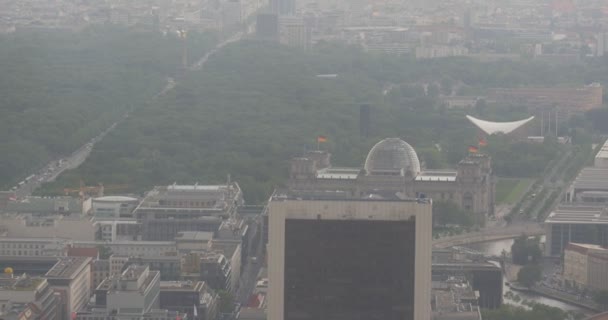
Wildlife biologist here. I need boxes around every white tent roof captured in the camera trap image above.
[466,115,535,135]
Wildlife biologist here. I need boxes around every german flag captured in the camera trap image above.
[317,135,328,143]
[468,145,479,153]
[478,137,488,147]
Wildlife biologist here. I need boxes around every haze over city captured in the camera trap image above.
[3,0,608,320]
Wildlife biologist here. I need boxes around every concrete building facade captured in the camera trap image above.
[44,257,92,320]
[134,183,243,241]
[267,195,432,320]
[289,138,494,216]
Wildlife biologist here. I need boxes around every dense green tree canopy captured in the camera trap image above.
[518,264,542,287]
[482,303,583,320]
[0,27,216,189]
[20,33,608,203]
[511,235,542,265]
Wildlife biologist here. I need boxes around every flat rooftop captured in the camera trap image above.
[596,140,608,160]
[316,167,359,180]
[571,168,608,191]
[545,205,608,225]
[271,189,430,203]
[0,276,44,292]
[159,281,205,292]
[416,170,457,182]
[176,231,214,242]
[45,257,91,279]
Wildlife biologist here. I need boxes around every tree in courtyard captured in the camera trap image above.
[511,235,542,265]
[517,264,542,288]
[97,245,113,259]
[218,290,235,313]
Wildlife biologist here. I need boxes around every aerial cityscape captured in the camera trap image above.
[3,0,608,320]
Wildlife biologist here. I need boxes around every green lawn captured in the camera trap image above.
[496,178,534,205]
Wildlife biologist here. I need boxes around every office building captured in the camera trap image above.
[0,257,60,277]
[181,251,235,293]
[289,138,494,216]
[210,240,242,292]
[431,249,503,309]
[256,13,279,41]
[175,231,214,253]
[431,276,481,320]
[91,259,110,291]
[267,194,432,320]
[128,255,181,281]
[270,0,295,15]
[72,240,177,257]
[0,214,97,241]
[487,83,603,111]
[279,16,310,49]
[563,243,608,291]
[75,265,179,320]
[566,168,608,203]
[0,238,70,257]
[544,205,608,256]
[134,183,242,241]
[0,273,59,320]
[159,281,219,320]
[94,219,141,242]
[91,196,139,219]
[3,197,83,215]
[595,140,608,168]
[44,257,92,320]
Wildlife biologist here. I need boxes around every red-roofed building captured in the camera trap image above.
[586,311,608,320]
[67,247,99,259]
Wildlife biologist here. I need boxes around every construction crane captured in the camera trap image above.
[63,181,129,199]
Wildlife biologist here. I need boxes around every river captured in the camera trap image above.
[466,238,587,313]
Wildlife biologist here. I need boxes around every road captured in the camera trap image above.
[10,121,117,198]
[8,29,248,199]
[236,219,264,305]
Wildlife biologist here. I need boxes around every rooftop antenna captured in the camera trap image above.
[540,109,544,136]
[555,108,558,137]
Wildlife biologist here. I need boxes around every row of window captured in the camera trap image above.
[0,243,45,249]
[158,200,216,208]
[0,249,43,256]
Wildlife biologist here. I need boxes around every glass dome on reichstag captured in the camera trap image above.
[364,138,421,176]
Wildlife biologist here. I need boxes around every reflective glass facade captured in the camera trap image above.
[284,218,416,320]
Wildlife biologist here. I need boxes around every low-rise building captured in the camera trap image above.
[77,265,182,320]
[3,197,83,215]
[182,251,234,293]
[129,255,181,281]
[563,243,608,291]
[0,238,70,257]
[94,219,141,242]
[210,240,242,292]
[0,273,59,320]
[544,205,608,256]
[72,240,177,257]
[91,196,139,219]
[159,281,219,320]
[134,183,242,241]
[432,276,481,320]
[0,214,96,241]
[91,259,110,291]
[44,257,92,320]
[175,231,214,253]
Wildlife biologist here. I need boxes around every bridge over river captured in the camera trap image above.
[433,223,545,249]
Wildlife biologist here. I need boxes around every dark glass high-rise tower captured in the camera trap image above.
[267,196,432,320]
